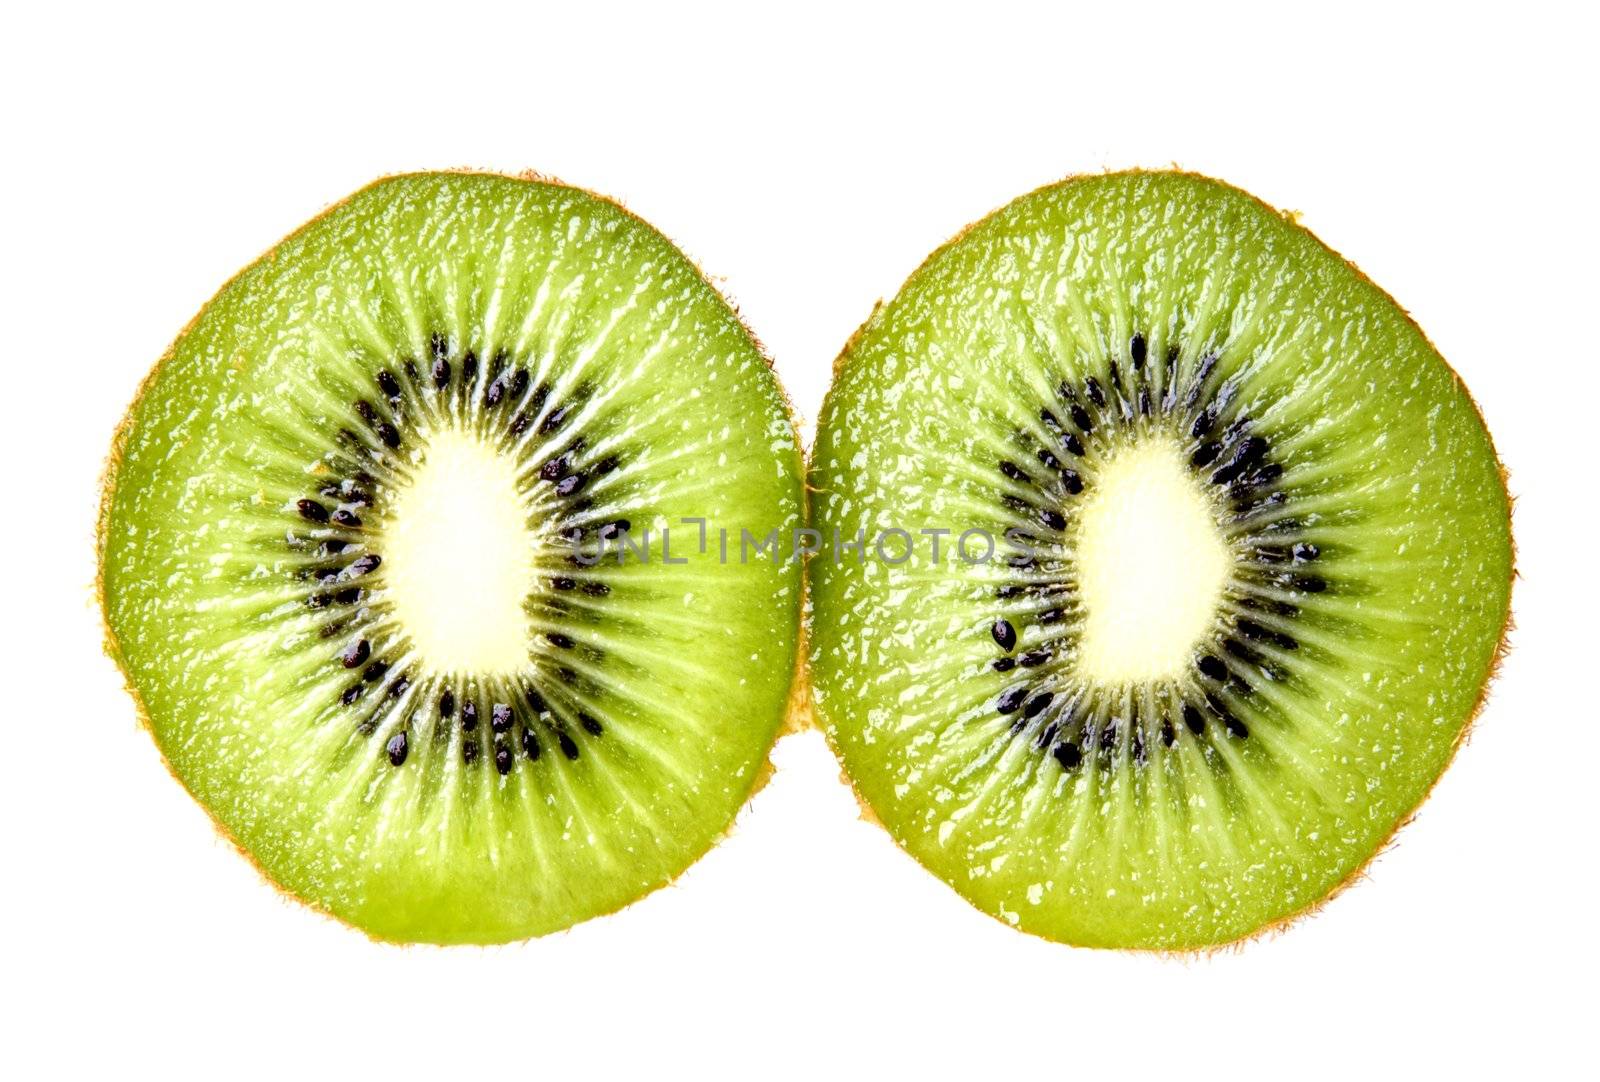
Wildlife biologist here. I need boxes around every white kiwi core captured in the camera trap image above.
[1074,438,1230,683]
[381,430,537,675]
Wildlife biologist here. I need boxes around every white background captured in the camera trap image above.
[5,2,1595,1077]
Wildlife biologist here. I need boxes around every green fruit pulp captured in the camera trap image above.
[102,174,803,943]
[808,173,1510,949]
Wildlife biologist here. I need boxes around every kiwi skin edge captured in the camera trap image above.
[802,167,1516,955]
[95,168,811,945]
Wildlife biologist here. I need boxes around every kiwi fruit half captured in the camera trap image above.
[808,172,1511,949]
[100,172,804,944]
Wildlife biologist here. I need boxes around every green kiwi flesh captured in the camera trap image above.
[100,173,804,944]
[808,172,1511,949]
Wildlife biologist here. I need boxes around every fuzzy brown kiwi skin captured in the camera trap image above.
[804,167,1517,954]
[97,168,809,945]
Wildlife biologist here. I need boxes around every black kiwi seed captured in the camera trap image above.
[377,370,402,400]
[462,739,480,764]
[439,689,455,718]
[461,702,479,730]
[432,358,451,388]
[579,712,603,736]
[340,683,365,706]
[1083,378,1105,409]
[1023,692,1053,719]
[999,460,1031,483]
[1197,654,1228,681]
[1182,703,1206,734]
[341,639,370,669]
[297,498,329,523]
[1190,442,1221,467]
[1187,353,1220,404]
[1213,703,1250,739]
[1248,462,1285,487]
[1019,650,1050,668]
[461,351,479,382]
[547,632,575,649]
[1052,742,1082,770]
[1210,436,1269,486]
[1237,619,1298,651]
[538,405,571,435]
[362,660,390,683]
[1160,718,1177,746]
[558,732,580,760]
[991,619,1017,651]
[522,728,541,760]
[491,703,513,733]
[997,685,1029,714]
[344,553,381,578]
[386,731,408,766]
[485,374,508,407]
[1060,469,1083,495]
[331,508,362,528]
[993,657,1016,672]
[554,473,585,497]
[1129,333,1146,367]
[494,746,513,775]
[1068,403,1094,432]
[1223,637,1263,666]
[1293,542,1320,561]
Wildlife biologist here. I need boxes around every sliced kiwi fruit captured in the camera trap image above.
[808,172,1511,949]
[100,172,804,944]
